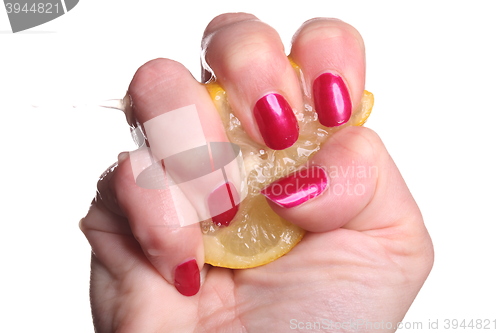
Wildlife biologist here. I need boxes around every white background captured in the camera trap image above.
[1,1,499,332]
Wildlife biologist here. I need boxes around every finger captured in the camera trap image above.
[129,58,227,142]
[81,179,188,331]
[80,201,143,277]
[119,151,207,296]
[202,13,302,150]
[80,161,145,279]
[128,58,243,228]
[122,58,245,296]
[290,18,366,126]
[262,127,422,234]
[82,155,204,297]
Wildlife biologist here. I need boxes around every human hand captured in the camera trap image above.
[81,13,433,332]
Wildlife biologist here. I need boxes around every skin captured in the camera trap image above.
[81,13,434,332]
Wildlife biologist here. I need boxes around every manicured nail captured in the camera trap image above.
[253,93,299,150]
[313,73,352,127]
[261,166,328,208]
[207,182,239,227]
[174,259,200,297]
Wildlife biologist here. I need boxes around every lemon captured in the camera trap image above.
[202,61,374,269]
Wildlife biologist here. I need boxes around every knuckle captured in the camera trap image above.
[203,12,258,37]
[134,226,175,258]
[294,18,362,46]
[228,41,285,78]
[129,58,189,99]
[206,20,284,73]
[328,126,384,165]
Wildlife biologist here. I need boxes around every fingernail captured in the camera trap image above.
[207,182,239,227]
[261,166,328,208]
[174,259,200,297]
[253,93,299,150]
[313,73,352,127]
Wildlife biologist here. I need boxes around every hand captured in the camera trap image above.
[81,13,433,332]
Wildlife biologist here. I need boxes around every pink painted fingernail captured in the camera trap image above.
[313,73,352,127]
[207,182,239,227]
[261,166,328,208]
[174,259,200,297]
[253,93,299,150]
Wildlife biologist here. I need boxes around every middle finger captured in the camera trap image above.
[202,13,302,150]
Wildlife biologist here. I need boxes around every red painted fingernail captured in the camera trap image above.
[313,73,352,127]
[207,182,239,227]
[253,93,299,150]
[174,259,200,297]
[261,166,328,208]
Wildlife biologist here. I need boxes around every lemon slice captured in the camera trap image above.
[202,63,374,269]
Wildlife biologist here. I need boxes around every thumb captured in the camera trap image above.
[261,126,421,234]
